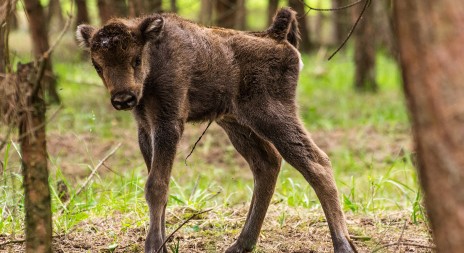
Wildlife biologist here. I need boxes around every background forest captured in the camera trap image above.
[0,0,437,252]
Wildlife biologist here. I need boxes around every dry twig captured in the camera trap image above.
[59,143,122,214]
[184,120,213,166]
[395,219,408,252]
[371,242,436,252]
[155,208,213,253]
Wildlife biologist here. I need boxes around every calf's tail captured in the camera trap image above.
[267,7,300,48]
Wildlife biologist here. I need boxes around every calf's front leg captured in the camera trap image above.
[144,121,183,253]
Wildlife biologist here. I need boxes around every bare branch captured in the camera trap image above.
[184,120,213,166]
[155,208,213,253]
[372,242,436,253]
[59,143,122,214]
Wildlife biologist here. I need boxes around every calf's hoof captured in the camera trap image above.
[334,238,358,253]
[225,241,254,253]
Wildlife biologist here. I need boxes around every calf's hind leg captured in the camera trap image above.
[217,118,282,253]
[240,108,357,253]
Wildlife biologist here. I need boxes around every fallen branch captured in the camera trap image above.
[395,220,408,252]
[371,242,436,253]
[0,227,77,248]
[58,143,122,214]
[155,208,213,253]
[0,239,25,247]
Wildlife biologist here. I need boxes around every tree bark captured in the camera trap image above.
[235,0,246,30]
[394,1,464,252]
[288,0,311,52]
[268,0,279,26]
[75,0,90,26]
[47,0,65,29]
[215,0,238,28]
[145,0,162,13]
[170,0,178,13]
[129,0,144,17]
[353,1,377,92]
[23,0,60,103]
[0,0,12,73]
[18,62,52,253]
[97,0,114,24]
[113,0,128,17]
[331,0,352,45]
[199,0,214,25]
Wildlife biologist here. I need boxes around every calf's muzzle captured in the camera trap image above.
[111,91,137,110]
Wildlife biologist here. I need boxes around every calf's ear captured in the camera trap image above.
[139,15,164,41]
[76,24,96,49]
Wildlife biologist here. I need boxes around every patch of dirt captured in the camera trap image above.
[0,205,433,252]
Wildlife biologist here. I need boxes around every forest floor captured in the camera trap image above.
[1,32,435,252]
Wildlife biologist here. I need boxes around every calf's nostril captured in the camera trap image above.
[111,92,137,110]
[113,93,134,103]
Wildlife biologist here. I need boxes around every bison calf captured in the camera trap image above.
[76,8,356,253]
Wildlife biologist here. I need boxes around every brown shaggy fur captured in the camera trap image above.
[76,8,357,253]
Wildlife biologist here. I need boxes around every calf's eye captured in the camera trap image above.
[92,59,103,74]
[133,56,142,68]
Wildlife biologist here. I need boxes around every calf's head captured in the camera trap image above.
[76,16,164,110]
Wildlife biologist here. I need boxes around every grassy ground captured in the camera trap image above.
[0,14,433,253]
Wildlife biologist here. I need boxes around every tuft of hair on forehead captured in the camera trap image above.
[91,22,134,51]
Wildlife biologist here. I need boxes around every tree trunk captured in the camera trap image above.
[394,1,464,252]
[374,0,396,57]
[97,0,114,24]
[129,0,144,17]
[170,0,177,13]
[75,0,90,26]
[24,0,60,103]
[353,1,377,92]
[145,0,162,13]
[215,0,238,28]
[331,0,352,45]
[47,0,65,29]
[235,0,246,30]
[18,62,52,253]
[268,0,279,26]
[288,0,311,52]
[0,0,12,73]
[113,0,128,17]
[199,0,214,25]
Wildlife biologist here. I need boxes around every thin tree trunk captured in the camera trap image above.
[235,0,246,30]
[129,0,144,17]
[288,0,311,52]
[24,0,60,103]
[268,0,279,26]
[97,0,113,24]
[215,0,238,28]
[18,62,52,253]
[170,0,177,13]
[394,1,464,252]
[353,1,377,92]
[47,0,65,28]
[75,0,90,26]
[200,0,214,25]
[113,0,127,17]
[0,0,12,73]
[145,0,162,13]
[332,0,352,45]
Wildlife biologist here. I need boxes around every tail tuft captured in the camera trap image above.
[267,7,300,48]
